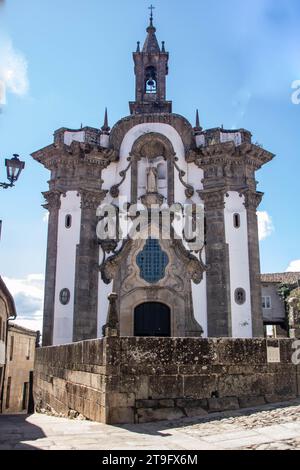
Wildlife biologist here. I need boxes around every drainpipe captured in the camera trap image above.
[0,312,17,413]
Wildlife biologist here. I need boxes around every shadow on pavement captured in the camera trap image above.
[0,414,46,450]
[118,399,300,437]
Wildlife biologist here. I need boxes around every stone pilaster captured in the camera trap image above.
[42,190,62,346]
[244,190,264,337]
[73,189,107,342]
[200,189,232,337]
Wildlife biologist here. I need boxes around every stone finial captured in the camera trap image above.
[101,108,110,133]
[194,109,203,133]
[136,41,140,53]
[103,292,119,337]
[161,41,165,52]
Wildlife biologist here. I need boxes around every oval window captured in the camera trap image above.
[235,288,246,305]
[65,214,72,229]
[233,213,240,229]
[59,288,70,306]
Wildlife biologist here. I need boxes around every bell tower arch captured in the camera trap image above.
[130,11,172,115]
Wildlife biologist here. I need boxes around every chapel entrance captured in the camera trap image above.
[134,302,171,337]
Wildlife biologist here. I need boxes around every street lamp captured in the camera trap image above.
[0,154,25,189]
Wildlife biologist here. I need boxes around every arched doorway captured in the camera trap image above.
[134,302,171,337]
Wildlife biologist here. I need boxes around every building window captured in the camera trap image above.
[136,238,169,284]
[59,288,70,306]
[22,382,29,410]
[6,377,11,409]
[0,318,2,342]
[26,339,31,360]
[10,336,14,361]
[65,214,72,229]
[2,322,5,342]
[233,213,241,228]
[235,288,246,305]
[262,296,271,309]
[145,66,157,94]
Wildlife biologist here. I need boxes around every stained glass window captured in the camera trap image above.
[136,238,169,284]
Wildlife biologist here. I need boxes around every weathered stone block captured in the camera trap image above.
[106,392,135,408]
[217,339,267,365]
[158,399,174,408]
[218,373,274,397]
[107,407,135,425]
[208,397,239,413]
[174,338,217,365]
[136,407,185,424]
[176,398,208,410]
[184,407,208,418]
[136,399,158,409]
[264,394,296,404]
[238,396,266,408]
[149,375,183,399]
[273,370,297,396]
[184,375,218,399]
[120,375,149,399]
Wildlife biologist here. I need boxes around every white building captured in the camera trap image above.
[32,14,274,346]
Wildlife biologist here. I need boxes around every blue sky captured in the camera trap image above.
[0,0,300,329]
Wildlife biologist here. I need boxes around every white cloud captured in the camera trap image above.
[0,37,29,105]
[43,212,49,223]
[286,260,300,273]
[257,211,274,241]
[3,274,44,332]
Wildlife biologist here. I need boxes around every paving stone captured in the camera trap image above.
[0,400,300,450]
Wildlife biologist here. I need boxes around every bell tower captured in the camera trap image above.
[129,8,172,115]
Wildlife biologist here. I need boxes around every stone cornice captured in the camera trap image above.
[242,190,264,210]
[42,190,63,211]
[198,188,227,210]
[190,142,274,170]
[31,142,118,171]
[79,188,108,210]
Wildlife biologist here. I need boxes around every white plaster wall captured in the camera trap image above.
[100,134,110,148]
[220,132,242,146]
[53,191,81,345]
[0,341,5,365]
[64,131,85,146]
[224,192,252,338]
[187,162,204,200]
[192,249,207,337]
[195,134,205,147]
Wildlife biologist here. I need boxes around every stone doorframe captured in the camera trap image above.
[101,232,205,337]
[129,132,175,205]
[120,288,180,337]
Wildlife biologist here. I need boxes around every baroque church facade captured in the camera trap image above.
[32,14,274,347]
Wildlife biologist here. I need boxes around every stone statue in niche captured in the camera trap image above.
[146,166,158,193]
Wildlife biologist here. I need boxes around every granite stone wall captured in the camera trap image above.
[34,337,300,424]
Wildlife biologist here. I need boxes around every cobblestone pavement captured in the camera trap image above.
[0,400,300,450]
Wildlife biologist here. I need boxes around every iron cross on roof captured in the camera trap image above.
[149,4,155,23]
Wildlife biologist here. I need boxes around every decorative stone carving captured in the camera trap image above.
[80,189,108,210]
[243,190,264,210]
[42,190,63,211]
[146,166,158,193]
[110,158,132,198]
[198,189,226,210]
[172,239,206,285]
[173,157,195,198]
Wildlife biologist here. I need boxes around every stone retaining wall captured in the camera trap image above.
[34,337,300,424]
